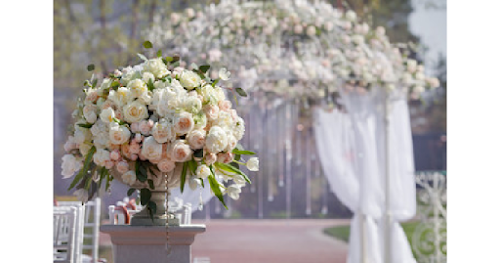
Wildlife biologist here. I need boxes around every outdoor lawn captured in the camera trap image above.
[324,221,446,257]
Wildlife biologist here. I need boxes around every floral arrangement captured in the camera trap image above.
[146,0,440,103]
[62,41,259,215]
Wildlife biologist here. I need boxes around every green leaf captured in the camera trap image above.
[156,49,162,57]
[68,146,96,191]
[137,53,148,61]
[147,78,155,91]
[84,174,93,190]
[140,188,152,206]
[193,149,204,158]
[171,61,180,68]
[234,154,241,161]
[208,173,227,209]
[187,159,198,175]
[147,179,155,190]
[235,87,248,97]
[105,172,112,191]
[214,162,251,184]
[211,79,219,87]
[111,80,120,90]
[180,162,188,193]
[143,41,153,49]
[98,166,107,188]
[87,64,95,71]
[164,56,174,62]
[77,123,93,129]
[127,188,136,196]
[199,65,210,73]
[172,55,180,62]
[231,149,256,155]
[135,161,147,183]
[112,118,126,126]
[230,162,239,170]
[92,79,98,88]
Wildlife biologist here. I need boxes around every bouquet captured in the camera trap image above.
[61,41,259,216]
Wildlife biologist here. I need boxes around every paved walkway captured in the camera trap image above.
[191,219,350,263]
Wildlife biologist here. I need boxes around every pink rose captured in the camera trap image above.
[203,105,219,120]
[204,152,217,166]
[134,133,143,143]
[139,120,151,135]
[121,144,132,159]
[218,100,232,112]
[131,154,138,161]
[105,160,115,169]
[174,112,194,135]
[131,122,140,133]
[170,140,192,163]
[157,158,176,172]
[129,142,141,155]
[217,152,234,164]
[116,161,129,174]
[110,150,121,161]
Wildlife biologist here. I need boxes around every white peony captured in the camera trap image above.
[205,126,228,153]
[174,111,194,135]
[92,149,110,167]
[109,123,131,145]
[183,96,202,113]
[123,101,148,123]
[179,70,201,90]
[218,68,231,81]
[74,127,91,145]
[246,157,259,171]
[141,136,163,161]
[100,107,115,124]
[142,72,155,84]
[345,10,357,22]
[225,134,237,152]
[108,87,133,107]
[143,58,169,78]
[79,143,92,156]
[61,154,83,179]
[196,164,211,179]
[122,170,137,185]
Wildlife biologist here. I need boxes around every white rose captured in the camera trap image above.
[122,170,137,185]
[174,111,194,135]
[143,58,169,78]
[225,134,237,152]
[116,161,129,174]
[225,184,242,200]
[61,154,83,179]
[109,87,133,107]
[74,127,91,144]
[179,70,201,90]
[407,59,417,73]
[64,136,78,152]
[204,153,217,166]
[196,164,211,179]
[93,149,111,167]
[109,123,131,145]
[100,107,115,124]
[246,157,259,171]
[206,126,228,153]
[152,120,175,143]
[127,79,148,98]
[427,77,440,88]
[203,104,219,120]
[170,140,192,163]
[123,101,148,123]
[141,136,163,161]
[218,68,231,81]
[415,72,425,81]
[186,129,206,150]
[83,104,98,124]
[157,158,176,172]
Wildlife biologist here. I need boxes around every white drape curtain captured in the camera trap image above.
[313,87,416,263]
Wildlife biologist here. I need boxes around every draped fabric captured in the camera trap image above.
[314,86,416,263]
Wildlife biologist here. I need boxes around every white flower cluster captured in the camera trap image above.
[146,0,440,102]
[62,55,258,202]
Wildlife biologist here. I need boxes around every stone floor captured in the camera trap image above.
[99,219,351,263]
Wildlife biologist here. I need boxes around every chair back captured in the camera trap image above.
[53,206,80,263]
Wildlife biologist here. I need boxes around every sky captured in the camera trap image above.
[408,0,447,74]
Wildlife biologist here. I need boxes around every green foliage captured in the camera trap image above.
[68,146,96,191]
[143,40,153,49]
[87,64,95,71]
[127,188,136,196]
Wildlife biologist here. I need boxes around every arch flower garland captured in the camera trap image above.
[145,0,439,104]
[61,42,259,216]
